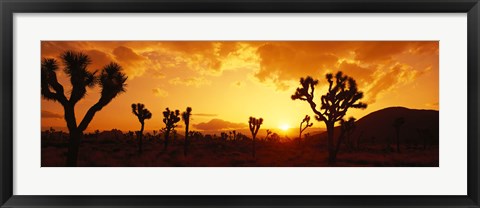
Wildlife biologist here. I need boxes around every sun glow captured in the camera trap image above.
[279,124,290,131]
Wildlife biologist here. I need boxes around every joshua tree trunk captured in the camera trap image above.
[64,105,81,167]
[252,135,256,158]
[139,122,144,154]
[184,128,189,157]
[66,130,82,167]
[334,131,347,162]
[326,122,336,165]
[164,130,170,151]
[299,123,303,140]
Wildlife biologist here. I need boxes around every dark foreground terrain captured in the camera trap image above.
[42,107,439,167]
[42,134,438,167]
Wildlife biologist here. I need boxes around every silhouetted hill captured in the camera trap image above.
[315,107,439,146]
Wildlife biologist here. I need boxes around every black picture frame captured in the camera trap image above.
[1,0,479,207]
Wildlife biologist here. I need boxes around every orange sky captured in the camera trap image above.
[41,41,439,134]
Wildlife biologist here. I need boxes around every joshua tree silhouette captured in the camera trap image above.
[299,115,313,140]
[127,131,134,140]
[416,128,431,150]
[162,108,181,151]
[182,107,192,157]
[292,71,366,165]
[221,132,228,148]
[232,130,237,141]
[335,117,356,157]
[248,117,263,158]
[265,129,272,140]
[173,129,178,143]
[41,51,127,166]
[393,117,405,153]
[132,103,152,154]
[270,132,280,142]
[221,132,228,140]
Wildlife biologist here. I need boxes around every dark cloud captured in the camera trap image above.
[152,88,169,97]
[193,113,218,117]
[336,61,374,84]
[353,42,410,63]
[85,49,113,71]
[255,43,338,83]
[157,42,241,75]
[193,119,247,131]
[112,46,148,78]
[113,46,144,61]
[42,110,62,119]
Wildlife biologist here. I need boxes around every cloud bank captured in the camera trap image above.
[41,41,438,104]
[41,110,62,119]
[193,119,247,131]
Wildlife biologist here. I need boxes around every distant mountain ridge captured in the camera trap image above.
[315,107,439,146]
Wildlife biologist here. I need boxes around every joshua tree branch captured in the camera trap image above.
[77,102,104,132]
[42,87,68,105]
[49,77,67,102]
[42,80,68,106]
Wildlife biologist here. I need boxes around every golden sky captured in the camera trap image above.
[41,41,439,134]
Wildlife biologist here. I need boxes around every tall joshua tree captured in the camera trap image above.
[292,71,366,165]
[162,108,181,151]
[182,107,192,156]
[299,115,313,140]
[41,51,127,166]
[393,117,405,153]
[248,117,263,158]
[132,103,152,154]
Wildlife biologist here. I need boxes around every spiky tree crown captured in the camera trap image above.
[163,108,181,130]
[182,107,193,124]
[301,115,314,128]
[132,103,152,123]
[99,63,128,103]
[41,51,127,106]
[292,71,366,125]
[248,117,263,136]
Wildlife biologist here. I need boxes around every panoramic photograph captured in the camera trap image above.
[41,41,439,167]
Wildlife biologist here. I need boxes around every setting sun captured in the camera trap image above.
[279,124,290,131]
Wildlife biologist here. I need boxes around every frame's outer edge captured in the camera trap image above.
[0,0,479,13]
[468,1,480,205]
[1,0,480,208]
[0,0,2,204]
[0,0,14,207]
